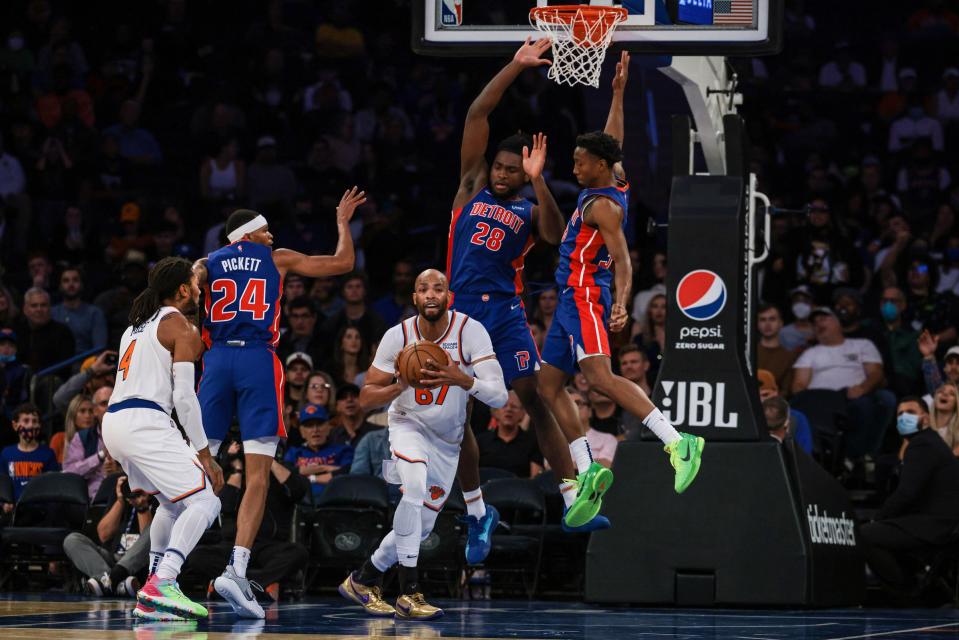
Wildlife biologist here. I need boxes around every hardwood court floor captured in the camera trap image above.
[0,594,958,639]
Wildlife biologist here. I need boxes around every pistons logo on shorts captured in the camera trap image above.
[676,269,727,321]
[429,485,446,501]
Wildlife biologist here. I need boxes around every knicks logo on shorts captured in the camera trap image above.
[429,485,446,501]
[676,270,726,321]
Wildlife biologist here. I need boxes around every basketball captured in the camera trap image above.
[397,340,450,389]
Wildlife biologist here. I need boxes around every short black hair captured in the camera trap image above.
[575,131,623,166]
[496,132,532,157]
[898,395,928,414]
[225,209,262,236]
[757,302,781,317]
[11,402,40,423]
[288,295,317,315]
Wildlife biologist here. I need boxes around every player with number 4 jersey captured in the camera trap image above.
[194,187,367,619]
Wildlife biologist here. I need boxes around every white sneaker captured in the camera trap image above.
[83,572,111,597]
[115,576,140,598]
[214,565,265,619]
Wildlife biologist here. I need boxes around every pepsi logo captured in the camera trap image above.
[676,270,727,321]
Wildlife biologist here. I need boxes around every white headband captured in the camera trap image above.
[227,215,268,243]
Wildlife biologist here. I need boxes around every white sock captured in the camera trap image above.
[643,408,682,445]
[559,481,577,508]
[156,549,185,581]
[149,552,163,576]
[230,546,251,578]
[462,489,487,519]
[569,437,593,474]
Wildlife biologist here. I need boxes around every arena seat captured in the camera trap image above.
[480,478,546,598]
[479,467,516,484]
[0,472,89,588]
[308,475,390,576]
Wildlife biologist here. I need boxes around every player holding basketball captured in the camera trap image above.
[447,37,606,559]
[101,257,224,621]
[194,187,366,618]
[339,269,507,620]
[538,52,704,507]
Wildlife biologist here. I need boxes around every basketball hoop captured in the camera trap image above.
[529,4,628,88]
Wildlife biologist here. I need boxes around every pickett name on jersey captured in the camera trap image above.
[220,256,263,273]
[468,202,525,233]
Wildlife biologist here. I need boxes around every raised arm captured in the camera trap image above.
[524,133,565,245]
[588,198,631,333]
[273,186,366,277]
[456,38,552,207]
[605,51,629,145]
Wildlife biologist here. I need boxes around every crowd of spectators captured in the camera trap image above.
[0,0,958,602]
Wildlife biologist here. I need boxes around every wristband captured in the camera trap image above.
[98,450,105,462]
[309,474,317,483]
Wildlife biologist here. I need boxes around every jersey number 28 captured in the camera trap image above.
[209,278,270,322]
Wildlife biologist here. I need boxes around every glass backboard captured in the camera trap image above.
[412,0,782,56]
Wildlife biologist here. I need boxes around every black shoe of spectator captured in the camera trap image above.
[83,572,112,597]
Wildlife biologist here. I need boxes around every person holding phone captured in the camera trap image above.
[51,349,117,414]
[63,474,155,598]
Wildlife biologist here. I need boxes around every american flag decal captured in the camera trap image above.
[713,0,753,24]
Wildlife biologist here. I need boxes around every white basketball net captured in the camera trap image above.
[529,6,628,88]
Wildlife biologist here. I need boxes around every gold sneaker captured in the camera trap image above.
[338,573,396,617]
[394,592,444,620]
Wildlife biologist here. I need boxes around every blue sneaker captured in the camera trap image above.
[464,505,499,565]
[561,509,612,533]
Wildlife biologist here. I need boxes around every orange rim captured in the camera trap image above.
[529,5,628,27]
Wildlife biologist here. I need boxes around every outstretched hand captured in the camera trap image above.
[612,50,629,92]
[514,36,552,68]
[336,186,367,224]
[522,132,548,180]
[918,329,939,358]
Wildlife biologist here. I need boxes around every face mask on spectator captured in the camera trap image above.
[791,302,811,320]
[896,412,920,436]
[0,354,14,363]
[881,301,899,322]
[17,426,40,442]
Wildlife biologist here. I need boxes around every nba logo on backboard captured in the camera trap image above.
[677,270,726,321]
[441,0,463,26]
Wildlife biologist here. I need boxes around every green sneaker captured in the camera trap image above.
[665,433,705,494]
[563,462,614,529]
[138,574,209,619]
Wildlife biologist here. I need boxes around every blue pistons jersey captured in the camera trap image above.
[555,181,629,291]
[202,241,283,347]
[200,239,286,447]
[446,188,534,298]
[446,188,540,386]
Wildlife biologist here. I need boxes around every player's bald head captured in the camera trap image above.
[415,269,447,289]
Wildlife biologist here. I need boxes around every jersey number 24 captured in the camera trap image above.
[209,278,270,322]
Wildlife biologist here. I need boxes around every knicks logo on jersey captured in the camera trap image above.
[429,485,446,501]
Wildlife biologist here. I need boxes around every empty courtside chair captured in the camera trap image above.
[479,466,516,484]
[0,472,89,588]
[310,475,390,574]
[480,477,546,598]
[418,484,466,597]
[0,473,13,528]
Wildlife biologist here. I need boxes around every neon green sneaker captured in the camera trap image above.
[562,462,614,529]
[665,433,705,494]
[138,574,209,619]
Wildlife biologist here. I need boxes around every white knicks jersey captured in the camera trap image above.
[109,306,180,414]
[371,311,495,438]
